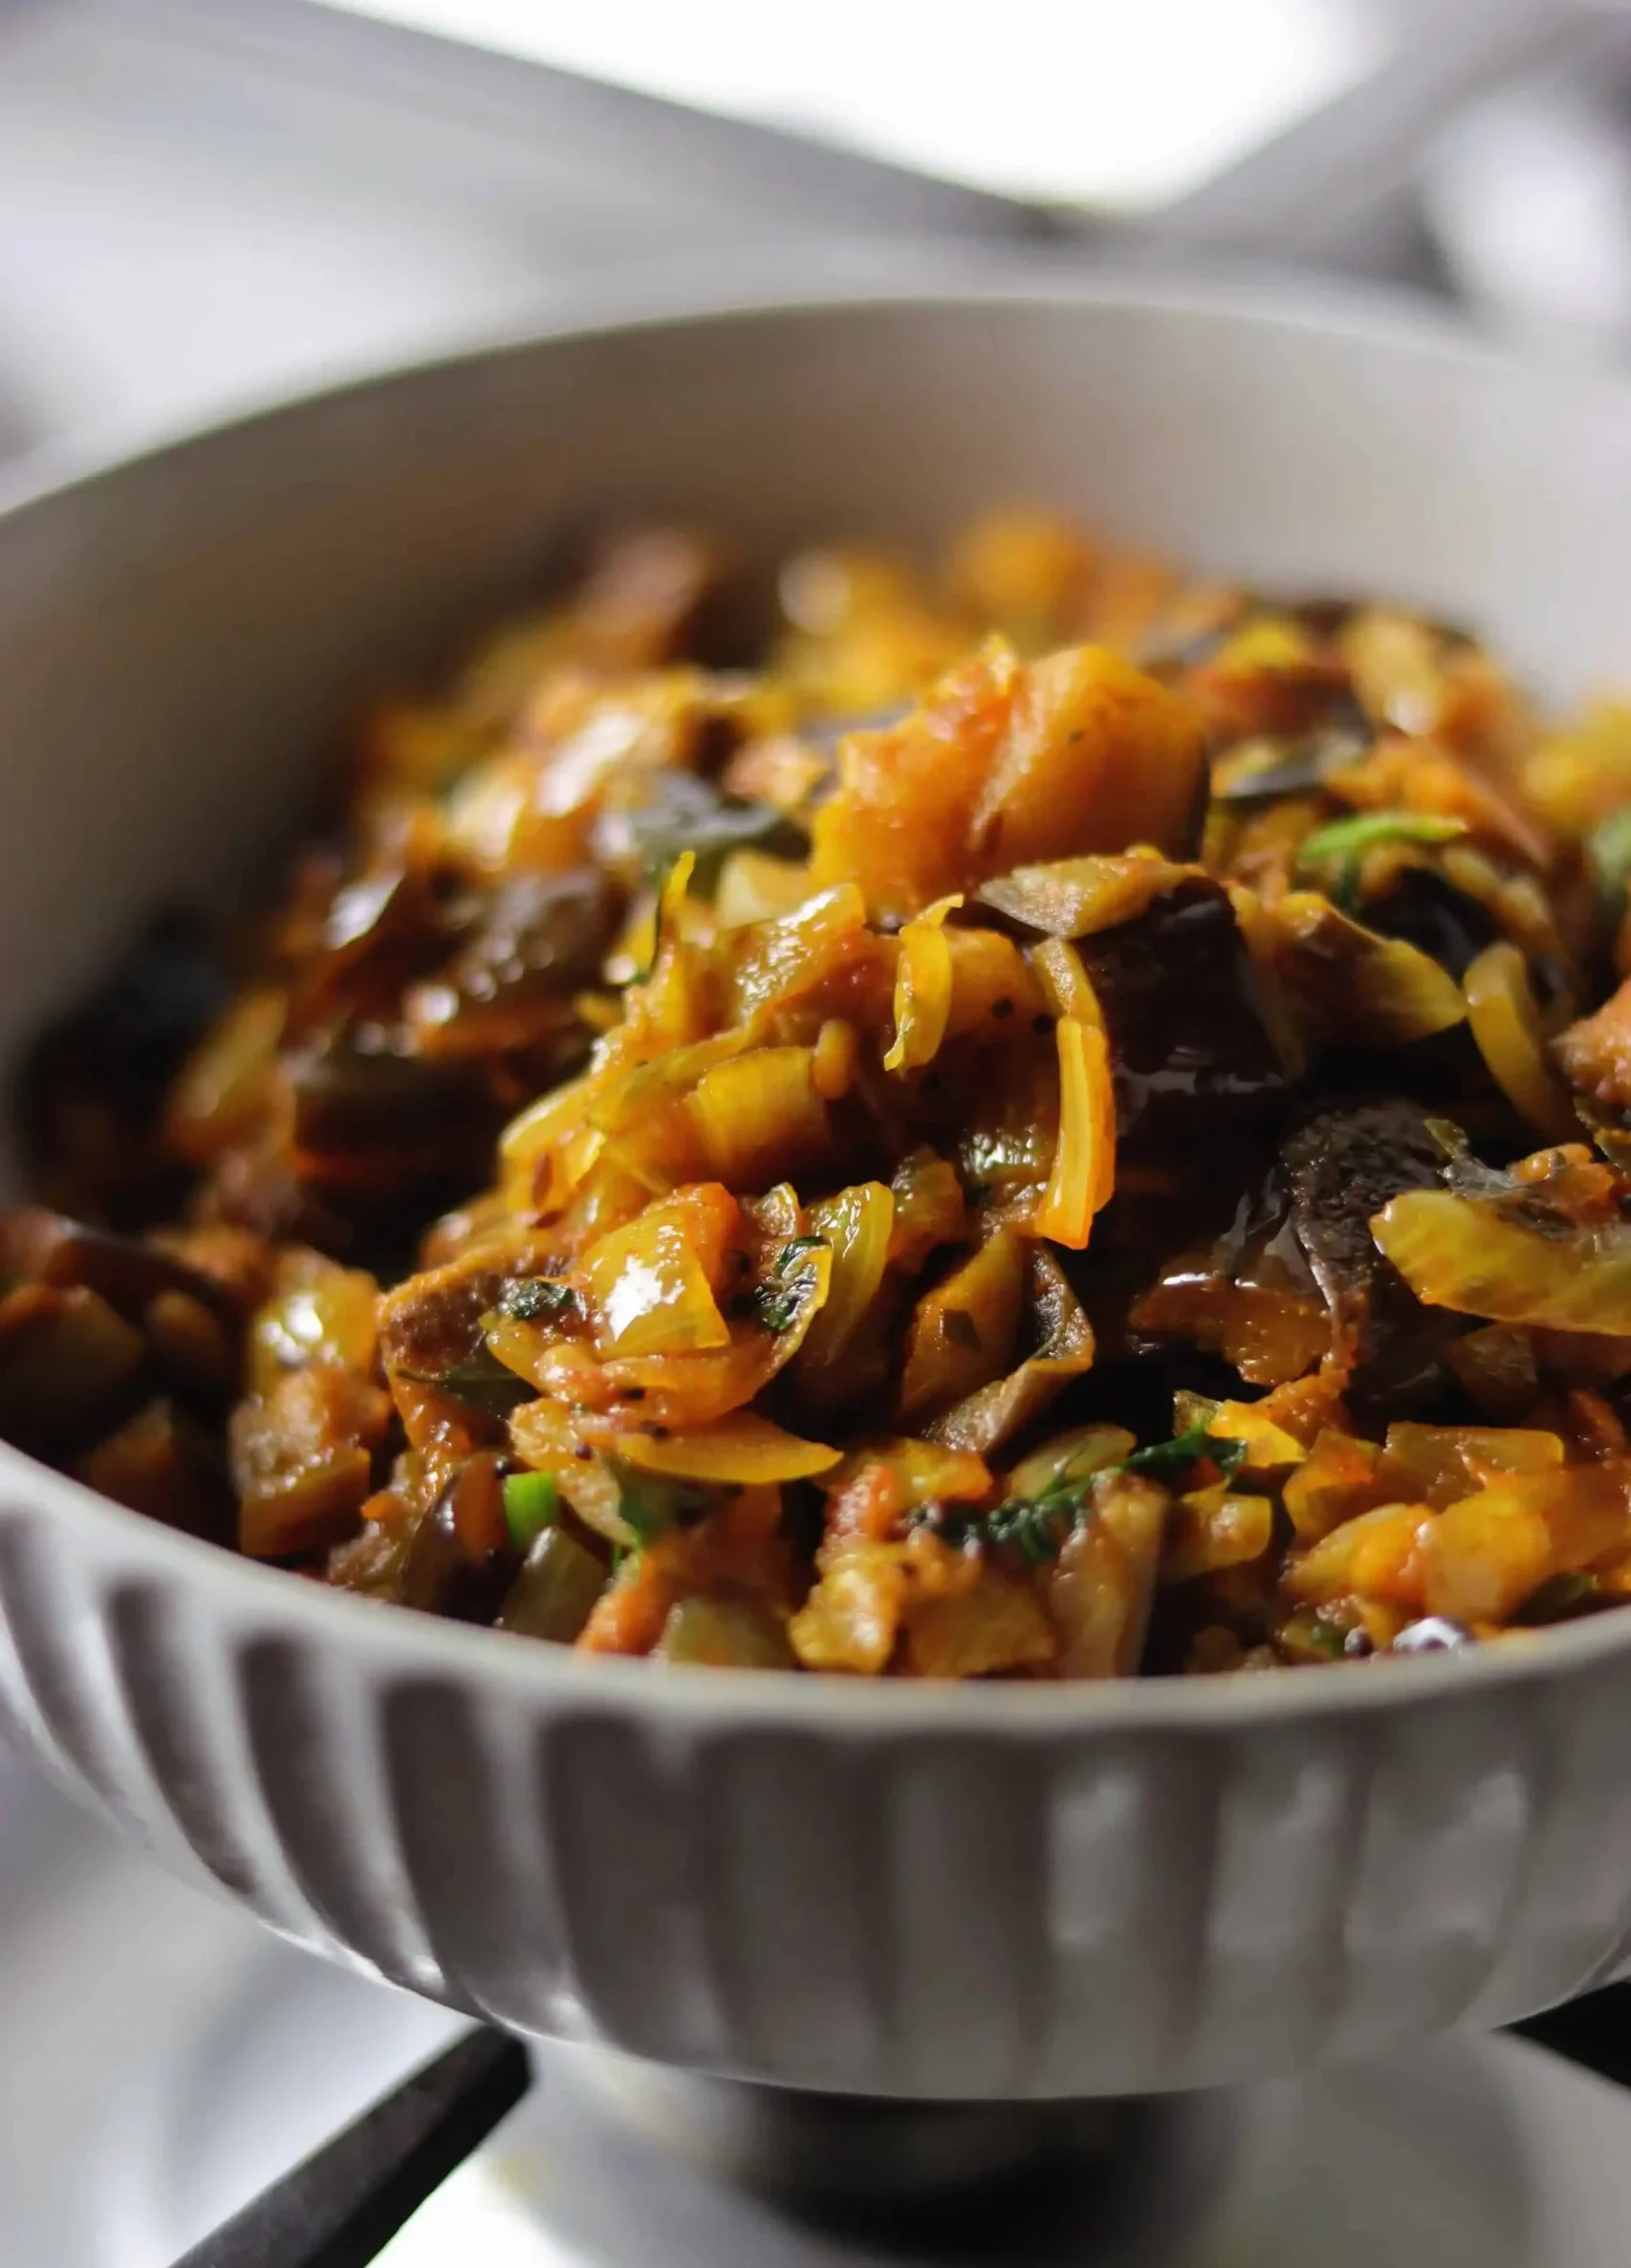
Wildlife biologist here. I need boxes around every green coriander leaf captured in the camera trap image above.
[741,1235,828,1334]
[501,1276,579,1325]
[1121,1425,1246,1482]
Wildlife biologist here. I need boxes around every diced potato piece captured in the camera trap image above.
[1420,1464,1631,1623]
[1046,1472,1168,1677]
[1380,1423,1563,1510]
[656,1596,795,1668]
[810,640,1020,919]
[904,1565,1056,1678]
[968,644,1207,871]
[1284,1430,1390,1542]
[1287,1503,1432,1609]
[1162,1487,1275,1585]
[789,1541,913,1674]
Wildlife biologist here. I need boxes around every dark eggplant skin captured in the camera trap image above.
[398,1450,520,1625]
[1363,866,1498,983]
[16,909,228,1225]
[1278,1101,1446,1363]
[1076,879,1287,1156]
[1129,1100,1465,1411]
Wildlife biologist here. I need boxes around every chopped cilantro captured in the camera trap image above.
[501,1276,579,1324]
[743,1234,826,1334]
[917,1421,1248,1566]
[1123,1425,1248,1483]
[503,1469,559,1551]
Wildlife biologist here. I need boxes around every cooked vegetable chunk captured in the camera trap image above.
[12,511,1631,1676]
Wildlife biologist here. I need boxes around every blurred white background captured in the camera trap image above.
[1,0,1627,461]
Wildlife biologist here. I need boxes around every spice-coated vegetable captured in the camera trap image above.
[15,511,1631,1677]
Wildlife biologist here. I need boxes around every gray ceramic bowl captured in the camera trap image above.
[5,269,1631,2103]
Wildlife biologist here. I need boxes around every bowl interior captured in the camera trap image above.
[2,274,1630,1200]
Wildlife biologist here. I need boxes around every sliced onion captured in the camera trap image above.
[1463,942,1577,1139]
[687,1045,831,1189]
[1273,890,1466,1045]
[614,1409,840,1484]
[794,1181,895,1404]
[1161,1486,1274,1585]
[1372,1189,1631,1335]
[883,895,962,1072]
[1033,1016,1116,1248]
[977,852,1195,939]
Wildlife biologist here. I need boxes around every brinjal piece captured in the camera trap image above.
[403,869,620,1061]
[0,1207,245,1329]
[0,1282,146,1456]
[495,1524,610,1643]
[1278,1102,1448,1369]
[1076,878,1286,1155]
[76,1396,234,1541]
[568,524,736,671]
[1363,865,1498,983]
[379,1252,520,1385]
[1133,1102,1457,1398]
[398,1450,520,1623]
[231,1364,391,1559]
[16,909,228,1222]
[286,1043,497,1202]
[290,861,467,1032]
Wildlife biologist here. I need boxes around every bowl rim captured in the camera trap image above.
[8,254,1631,1734]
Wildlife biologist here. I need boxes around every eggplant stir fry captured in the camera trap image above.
[17,512,1631,1676]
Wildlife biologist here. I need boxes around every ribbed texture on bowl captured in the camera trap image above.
[7,1492,1631,2100]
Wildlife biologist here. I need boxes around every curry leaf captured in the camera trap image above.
[399,1343,533,1419]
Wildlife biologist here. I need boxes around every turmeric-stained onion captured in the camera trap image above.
[1372,1188,1631,1335]
[614,1409,840,1484]
[1463,941,1577,1140]
[978,851,1196,939]
[794,1181,895,1405]
[1033,1016,1115,1248]
[883,896,962,1072]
